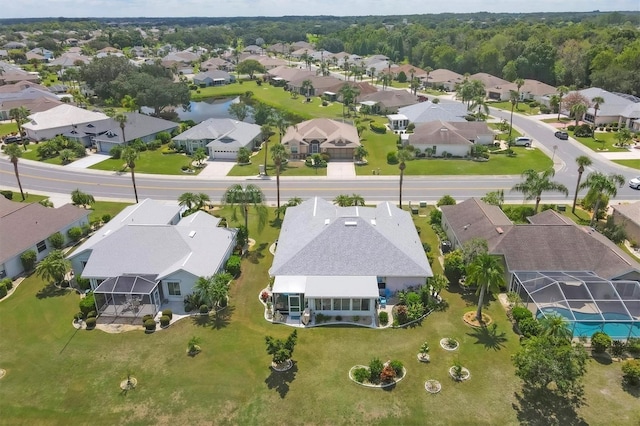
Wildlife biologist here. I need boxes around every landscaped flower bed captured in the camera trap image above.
[424,379,441,394]
[349,358,406,388]
[440,338,459,351]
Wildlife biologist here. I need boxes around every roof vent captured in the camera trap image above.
[324,218,330,225]
[188,230,196,238]
[371,219,376,226]
[496,227,504,234]
[345,220,358,226]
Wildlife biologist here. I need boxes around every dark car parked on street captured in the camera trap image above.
[554,130,569,140]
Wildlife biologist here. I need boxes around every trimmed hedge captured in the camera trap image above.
[0,278,12,291]
[85,317,96,329]
[142,314,154,322]
[379,311,389,325]
[512,306,533,322]
[591,331,612,353]
[0,283,7,299]
[370,122,387,134]
[144,319,157,331]
[20,250,37,272]
[162,309,173,320]
[160,315,170,327]
[225,255,241,276]
[79,293,95,316]
[199,304,209,314]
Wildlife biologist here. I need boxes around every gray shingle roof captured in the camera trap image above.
[92,112,178,145]
[398,100,468,123]
[269,198,432,278]
[172,118,261,150]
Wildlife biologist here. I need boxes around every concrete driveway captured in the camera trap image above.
[327,162,356,178]
[196,160,237,178]
[66,153,111,168]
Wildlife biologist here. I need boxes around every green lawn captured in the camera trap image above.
[487,122,523,141]
[20,146,66,165]
[612,159,640,170]
[89,150,197,175]
[4,191,48,203]
[0,122,18,137]
[573,131,629,153]
[489,101,541,115]
[88,201,130,223]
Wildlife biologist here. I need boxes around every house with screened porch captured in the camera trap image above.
[268,197,432,327]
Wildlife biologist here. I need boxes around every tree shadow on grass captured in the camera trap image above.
[622,381,640,398]
[265,361,298,398]
[466,323,508,351]
[513,387,587,426]
[247,243,268,264]
[447,282,480,307]
[591,352,612,365]
[269,217,282,228]
[190,305,235,330]
[36,283,69,299]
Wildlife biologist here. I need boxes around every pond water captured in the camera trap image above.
[142,97,254,123]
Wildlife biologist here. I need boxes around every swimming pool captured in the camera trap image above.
[537,306,640,340]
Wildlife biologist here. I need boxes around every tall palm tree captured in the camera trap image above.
[270,111,290,144]
[9,106,30,150]
[579,172,625,227]
[539,314,572,342]
[514,77,525,108]
[466,252,505,321]
[469,96,489,120]
[424,66,433,88]
[301,79,314,99]
[221,184,268,233]
[511,169,569,213]
[590,96,605,139]
[270,143,289,210]
[572,155,593,214]
[556,85,569,120]
[113,112,128,144]
[35,250,71,286]
[121,146,140,203]
[397,147,415,209]
[570,103,587,128]
[508,89,519,141]
[4,144,25,200]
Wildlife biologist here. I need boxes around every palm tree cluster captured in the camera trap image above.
[333,194,365,207]
[178,192,211,214]
[511,168,568,213]
[221,184,268,233]
[194,272,233,311]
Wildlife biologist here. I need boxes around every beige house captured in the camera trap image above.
[612,202,640,245]
[487,79,556,102]
[282,118,360,160]
[421,69,464,91]
[406,120,494,157]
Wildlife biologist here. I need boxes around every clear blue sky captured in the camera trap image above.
[2,0,638,19]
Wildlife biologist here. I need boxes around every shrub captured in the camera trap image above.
[157,132,172,144]
[0,283,7,299]
[591,331,612,353]
[84,317,96,329]
[79,293,95,316]
[74,311,84,321]
[622,360,640,386]
[335,315,343,321]
[437,195,456,206]
[144,319,156,331]
[628,338,640,356]
[67,227,83,242]
[225,255,241,276]
[109,145,122,159]
[395,305,408,325]
[378,311,389,325]
[511,306,533,323]
[518,317,541,338]
[574,124,593,138]
[368,358,384,383]
[380,364,396,382]
[159,309,172,320]
[199,304,209,314]
[20,250,37,272]
[0,190,13,200]
[1,278,13,291]
[48,232,65,249]
[101,214,111,223]
[610,340,627,358]
[429,208,442,224]
[261,291,269,302]
[142,314,154,322]
[370,122,387,134]
[352,367,369,383]
[87,310,97,318]
[386,151,398,164]
[160,315,170,327]
[389,360,404,376]
[567,125,576,132]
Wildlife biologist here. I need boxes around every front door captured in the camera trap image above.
[289,295,301,316]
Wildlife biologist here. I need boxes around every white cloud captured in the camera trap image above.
[2,0,638,18]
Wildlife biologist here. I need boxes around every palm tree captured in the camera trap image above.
[301,79,314,100]
[591,96,604,139]
[469,96,489,120]
[424,66,433,88]
[194,272,232,309]
[121,95,138,112]
[514,78,524,108]
[221,184,268,233]
[354,145,368,162]
[549,94,561,118]
[511,169,569,213]
[9,106,30,150]
[333,194,365,207]
[397,147,415,209]
[338,83,359,118]
[195,193,210,210]
[4,144,25,200]
[428,274,449,298]
[121,146,140,203]
[270,143,289,210]
[579,172,625,227]
[270,111,290,144]
[556,85,569,120]
[178,192,198,210]
[539,314,572,341]
[571,102,587,128]
[350,194,365,206]
[274,197,303,217]
[508,89,519,141]
[35,250,71,287]
[466,252,505,321]
[572,156,593,214]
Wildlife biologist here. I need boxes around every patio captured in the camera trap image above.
[93,275,162,320]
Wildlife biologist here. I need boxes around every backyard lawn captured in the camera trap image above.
[89,150,197,175]
[0,206,638,425]
[0,122,18,137]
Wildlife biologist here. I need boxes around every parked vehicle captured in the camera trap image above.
[629,176,640,190]
[513,137,533,147]
[554,131,569,140]
[2,136,22,144]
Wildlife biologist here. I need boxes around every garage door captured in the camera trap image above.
[98,141,117,154]
[326,148,353,160]
[212,150,237,160]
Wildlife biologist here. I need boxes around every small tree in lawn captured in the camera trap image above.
[71,189,95,208]
[187,336,202,355]
[265,329,298,367]
[466,252,505,322]
[36,250,71,287]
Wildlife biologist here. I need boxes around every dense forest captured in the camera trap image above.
[1,11,639,93]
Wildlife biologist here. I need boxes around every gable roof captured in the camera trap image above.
[23,104,108,131]
[360,89,418,109]
[409,121,475,146]
[0,197,89,263]
[398,100,468,123]
[526,209,574,225]
[270,198,432,278]
[282,118,360,149]
[422,68,464,85]
[469,73,509,88]
[172,118,261,149]
[576,87,639,118]
[92,112,178,145]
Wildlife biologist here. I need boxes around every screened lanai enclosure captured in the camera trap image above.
[93,275,162,318]
[511,271,640,340]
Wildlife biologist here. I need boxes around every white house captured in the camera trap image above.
[269,198,432,327]
[22,104,109,142]
[192,70,235,87]
[68,199,237,318]
[171,118,262,160]
[572,88,640,129]
[0,197,89,279]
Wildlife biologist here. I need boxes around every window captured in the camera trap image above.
[333,298,351,310]
[167,282,181,296]
[352,298,370,311]
[290,146,298,154]
[316,298,331,310]
[36,240,47,253]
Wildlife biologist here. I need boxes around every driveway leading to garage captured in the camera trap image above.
[327,162,356,178]
[66,153,112,168]
[196,160,237,178]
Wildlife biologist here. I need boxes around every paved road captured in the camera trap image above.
[2,109,640,204]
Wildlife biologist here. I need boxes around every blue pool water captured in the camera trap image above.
[537,307,640,339]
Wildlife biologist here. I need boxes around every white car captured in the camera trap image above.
[629,176,640,189]
[514,137,533,147]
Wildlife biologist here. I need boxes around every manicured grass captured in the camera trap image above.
[20,146,65,165]
[0,122,18,137]
[573,131,628,152]
[88,201,130,223]
[489,101,540,115]
[612,159,640,170]
[0,206,638,424]
[541,117,572,124]
[5,191,48,203]
[227,140,327,177]
[487,122,522,141]
[89,150,196,175]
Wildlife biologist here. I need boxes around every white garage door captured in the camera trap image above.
[212,150,237,160]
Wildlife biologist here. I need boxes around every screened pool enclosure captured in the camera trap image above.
[511,271,640,340]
